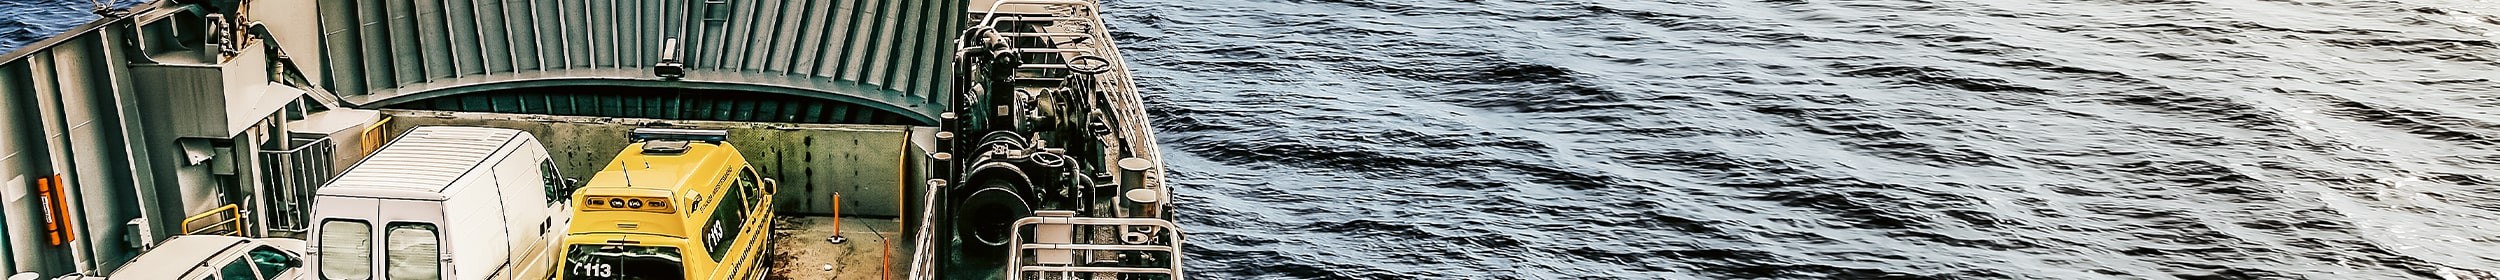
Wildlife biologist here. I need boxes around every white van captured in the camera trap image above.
[311,126,573,280]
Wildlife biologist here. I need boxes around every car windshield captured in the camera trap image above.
[562,244,684,280]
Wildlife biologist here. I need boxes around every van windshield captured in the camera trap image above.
[562,244,683,280]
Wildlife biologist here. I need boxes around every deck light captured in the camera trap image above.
[655,38,684,79]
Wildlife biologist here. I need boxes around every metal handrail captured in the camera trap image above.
[359,117,393,155]
[259,135,335,234]
[1005,215,1184,280]
[977,0,1099,29]
[181,204,244,236]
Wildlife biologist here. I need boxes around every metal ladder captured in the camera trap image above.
[1007,211,1184,280]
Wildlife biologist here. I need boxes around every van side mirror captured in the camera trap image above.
[564,178,582,192]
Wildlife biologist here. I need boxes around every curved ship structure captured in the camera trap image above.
[0,0,1177,279]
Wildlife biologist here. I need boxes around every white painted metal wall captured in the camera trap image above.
[0,2,323,277]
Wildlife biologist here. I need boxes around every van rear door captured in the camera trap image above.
[313,196,378,280]
[376,198,447,280]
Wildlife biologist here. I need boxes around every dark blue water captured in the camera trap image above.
[0,1,94,54]
[0,0,144,54]
[11,0,2500,278]
[1100,0,2500,278]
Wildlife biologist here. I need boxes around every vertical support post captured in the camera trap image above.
[827,192,845,244]
[879,245,893,280]
[26,50,100,274]
[95,22,169,264]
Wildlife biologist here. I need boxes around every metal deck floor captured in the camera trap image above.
[768,216,904,280]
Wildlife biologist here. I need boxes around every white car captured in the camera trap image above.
[95,235,308,280]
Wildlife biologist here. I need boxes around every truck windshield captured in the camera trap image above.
[562,244,683,280]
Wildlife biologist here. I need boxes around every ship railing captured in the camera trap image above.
[973,0,1112,81]
[257,134,335,235]
[180,204,245,236]
[977,0,1099,29]
[1007,210,1184,280]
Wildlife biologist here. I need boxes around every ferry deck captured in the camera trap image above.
[0,0,1178,279]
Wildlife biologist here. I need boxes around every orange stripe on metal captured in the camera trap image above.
[36,177,56,245]
[49,175,74,244]
[35,175,72,245]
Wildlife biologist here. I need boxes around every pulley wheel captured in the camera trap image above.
[955,187,1031,247]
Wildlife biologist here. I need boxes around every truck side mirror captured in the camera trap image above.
[762,178,778,195]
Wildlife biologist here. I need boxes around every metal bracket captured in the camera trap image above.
[655,38,685,79]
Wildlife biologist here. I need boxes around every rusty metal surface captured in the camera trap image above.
[768,216,905,280]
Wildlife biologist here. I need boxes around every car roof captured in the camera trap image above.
[579,141,744,198]
[110,235,253,279]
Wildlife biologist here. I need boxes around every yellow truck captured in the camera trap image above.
[554,129,776,280]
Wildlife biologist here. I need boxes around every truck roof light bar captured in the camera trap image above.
[628,128,729,143]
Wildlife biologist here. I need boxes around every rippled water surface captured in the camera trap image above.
[8,0,2500,278]
[1099,0,2500,278]
[0,0,142,54]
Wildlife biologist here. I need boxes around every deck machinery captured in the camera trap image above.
[0,0,1180,279]
[946,1,1181,279]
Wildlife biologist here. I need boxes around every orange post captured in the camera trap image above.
[879,245,893,280]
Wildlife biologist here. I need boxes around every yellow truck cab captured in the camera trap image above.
[554,128,777,280]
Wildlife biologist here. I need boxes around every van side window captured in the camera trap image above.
[542,160,562,204]
[384,223,441,280]
[702,185,748,259]
[318,220,372,280]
